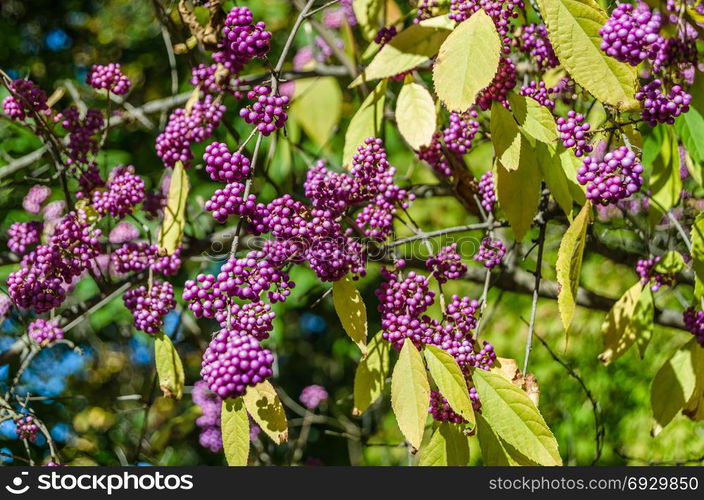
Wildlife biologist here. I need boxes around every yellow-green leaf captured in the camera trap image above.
[243,381,288,444]
[332,276,368,356]
[289,77,342,148]
[432,11,501,111]
[598,282,653,365]
[396,82,436,150]
[556,201,591,332]
[222,397,249,466]
[353,0,383,40]
[509,93,558,145]
[651,339,700,435]
[391,338,430,450]
[536,143,574,220]
[649,126,682,222]
[473,369,562,465]
[538,0,639,111]
[343,81,386,168]
[418,423,470,466]
[154,332,185,400]
[654,250,685,274]
[476,413,537,465]
[683,341,704,421]
[491,101,522,172]
[351,18,453,87]
[353,331,391,415]
[559,147,587,204]
[691,212,704,293]
[424,345,475,427]
[158,160,189,254]
[495,145,541,242]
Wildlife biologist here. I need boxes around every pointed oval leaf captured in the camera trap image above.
[675,107,704,164]
[222,397,250,466]
[556,201,591,331]
[391,338,430,450]
[343,81,386,168]
[243,381,288,444]
[289,77,342,148]
[509,93,558,145]
[538,0,639,111]
[683,340,704,421]
[350,18,453,87]
[353,331,391,415]
[536,143,574,220]
[598,282,653,365]
[653,250,685,274]
[353,0,383,40]
[332,276,368,356]
[649,126,682,220]
[495,145,541,242]
[424,345,475,427]
[490,101,522,172]
[418,423,470,466]
[691,212,704,291]
[651,339,699,435]
[476,413,538,465]
[473,369,562,465]
[396,82,437,150]
[158,160,189,254]
[154,332,185,400]
[433,11,501,112]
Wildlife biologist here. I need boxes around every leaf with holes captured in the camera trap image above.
[243,381,288,444]
[222,397,249,466]
[354,331,391,415]
[154,332,185,400]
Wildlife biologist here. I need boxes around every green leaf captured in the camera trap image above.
[350,18,452,87]
[536,143,574,220]
[222,397,250,466]
[495,144,541,242]
[691,212,704,292]
[538,0,639,111]
[654,250,685,274]
[559,148,587,204]
[649,124,682,221]
[476,413,537,465]
[509,93,558,145]
[352,0,383,40]
[353,331,391,415]
[243,381,288,444]
[157,161,189,254]
[418,423,470,466]
[396,82,437,150]
[473,369,562,465]
[343,81,386,168]
[683,340,704,422]
[154,332,185,400]
[598,282,654,365]
[289,77,342,148]
[556,201,591,332]
[432,11,501,111]
[675,107,704,164]
[651,339,700,435]
[332,276,368,356]
[391,338,430,450]
[424,345,475,427]
[491,101,522,172]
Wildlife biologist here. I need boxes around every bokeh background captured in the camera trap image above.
[0,0,702,465]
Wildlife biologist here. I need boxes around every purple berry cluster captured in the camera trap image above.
[201,329,274,399]
[418,134,452,177]
[191,63,243,98]
[683,307,704,347]
[2,79,48,121]
[56,107,104,165]
[205,182,262,224]
[23,185,51,215]
[518,24,559,69]
[426,244,467,284]
[443,109,480,155]
[519,81,556,109]
[239,85,289,136]
[577,146,644,206]
[474,238,506,268]
[91,165,145,218]
[636,256,676,292]
[14,415,39,442]
[112,242,182,276]
[636,79,692,127]
[109,221,140,244]
[478,171,497,213]
[156,95,226,168]
[429,390,466,423]
[414,0,438,23]
[213,6,272,75]
[557,111,592,157]
[449,0,525,50]
[28,318,64,346]
[204,142,251,183]
[374,26,397,46]
[599,2,662,66]
[7,221,43,255]
[323,0,357,29]
[86,63,131,95]
[300,385,329,409]
[476,57,516,111]
[123,281,176,334]
[192,381,223,452]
